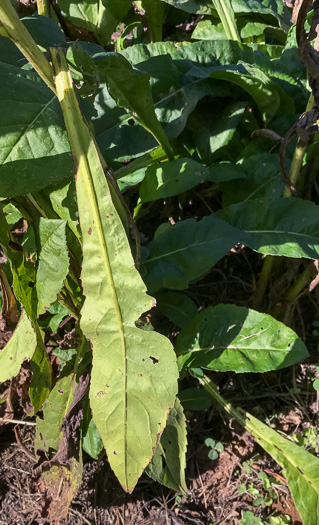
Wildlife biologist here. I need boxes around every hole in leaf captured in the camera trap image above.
[149,356,159,364]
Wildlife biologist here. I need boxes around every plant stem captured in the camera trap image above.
[36,0,50,17]
[251,255,275,310]
[283,93,314,198]
[212,0,241,42]
[253,93,315,307]
[0,0,55,93]
[198,374,247,426]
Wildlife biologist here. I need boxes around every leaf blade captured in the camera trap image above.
[51,48,178,493]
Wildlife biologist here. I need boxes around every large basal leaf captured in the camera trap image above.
[139,158,211,203]
[51,48,178,493]
[241,411,319,525]
[36,218,69,316]
[143,215,240,292]
[0,309,37,382]
[0,62,72,198]
[146,397,188,494]
[176,304,308,373]
[217,197,319,259]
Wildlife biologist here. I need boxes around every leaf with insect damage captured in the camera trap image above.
[51,48,178,493]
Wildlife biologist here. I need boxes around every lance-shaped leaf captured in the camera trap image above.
[0,309,37,382]
[51,48,178,493]
[176,305,308,373]
[36,218,69,316]
[146,397,188,494]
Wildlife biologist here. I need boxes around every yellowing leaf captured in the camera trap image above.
[51,48,178,493]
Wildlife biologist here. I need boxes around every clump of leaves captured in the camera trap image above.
[0,0,319,523]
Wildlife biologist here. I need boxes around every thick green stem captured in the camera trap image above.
[0,0,55,92]
[253,93,315,308]
[37,0,50,17]
[284,93,314,198]
[252,255,275,310]
[198,374,247,426]
[212,0,241,42]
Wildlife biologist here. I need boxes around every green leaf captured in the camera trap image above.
[36,219,69,316]
[189,63,281,122]
[178,387,213,411]
[29,340,52,413]
[156,291,198,328]
[192,18,227,40]
[139,158,211,203]
[242,411,319,525]
[217,197,319,259]
[94,53,173,158]
[219,153,284,207]
[22,14,67,48]
[0,62,72,198]
[146,397,188,494]
[82,396,104,460]
[176,305,308,373]
[158,0,213,14]
[143,215,240,292]
[188,100,247,164]
[36,375,75,453]
[51,49,178,493]
[208,448,219,460]
[0,309,37,382]
[55,0,132,46]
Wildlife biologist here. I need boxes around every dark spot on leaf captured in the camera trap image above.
[274,444,282,452]
[106,215,109,218]
[88,228,92,235]
[288,343,291,347]
[58,389,64,394]
[106,384,109,388]
[110,213,114,216]
[297,467,304,475]
[168,441,172,445]
[113,451,117,455]
[138,373,143,377]
[128,118,135,126]
[9,357,12,361]
[149,356,159,364]
[28,281,35,288]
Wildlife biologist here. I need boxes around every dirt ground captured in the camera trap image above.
[1,359,316,524]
